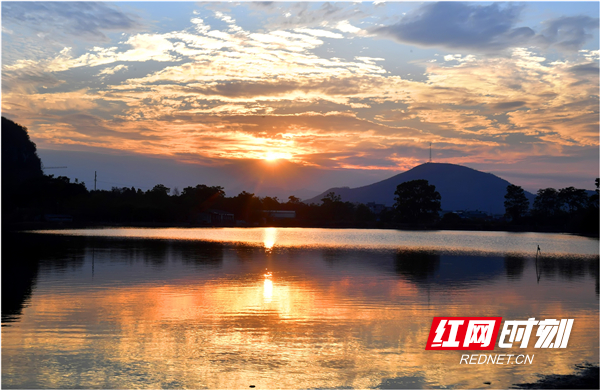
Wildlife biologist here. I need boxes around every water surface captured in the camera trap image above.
[2,228,598,389]
[35,227,599,256]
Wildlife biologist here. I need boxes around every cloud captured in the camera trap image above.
[97,64,128,76]
[371,2,598,53]
[1,2,143,42]
[293,28,344,39]
[335,20,365,35]
[8,38,598,170]
[118,34,177,62]
[2,5,598,183]
[57,113,163,141]
[491,101,527,110]
[1,65,63,94]
[261,2,366,30]
[539,16,600,52]
[568,63,600,75]
[25,33,177,73]
[371,2,531,52]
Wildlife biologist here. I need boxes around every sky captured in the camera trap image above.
[2,1,599,197]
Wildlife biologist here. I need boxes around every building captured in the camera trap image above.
[264,210,296,219]
[197,209,235,225]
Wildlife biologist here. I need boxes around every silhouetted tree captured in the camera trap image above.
[320,192,353,222]
[180,184,225,214]
[533,188,561,218]
[581,178,600,235]
[2,117,45,222]
[589,178,599,209]
[504,184,529,222]
[320,192,340,220]
[1,117,43,184]
[355,203,374,224]
[262,196,280,210]
[282,195,302,212]
[229,191,262,223]
[149,184,170,196]
[558,187,588,213]
[393,179,441,224]
[137,184,172,222]
[322,192,341,203]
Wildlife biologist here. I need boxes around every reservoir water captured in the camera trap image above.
[2,228,598,388]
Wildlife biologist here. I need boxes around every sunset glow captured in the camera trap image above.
[264,151,291,162]
[1,2,598,192]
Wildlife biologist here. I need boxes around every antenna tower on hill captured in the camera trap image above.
[429,143,432,163]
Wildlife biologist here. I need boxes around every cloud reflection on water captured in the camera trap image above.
[1,231,598,389]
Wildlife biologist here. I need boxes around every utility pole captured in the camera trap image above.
[94,171,97,191]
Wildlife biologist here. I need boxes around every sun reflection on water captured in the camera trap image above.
[263,278,273,303]
[263,228,277,251]
[2,232,598,389]
[263,270,274,303]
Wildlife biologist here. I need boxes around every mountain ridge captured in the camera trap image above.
[304,163,536,214]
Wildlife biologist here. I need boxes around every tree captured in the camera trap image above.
[441,212,463,225]
[321,192,341,203]
[261,196,280,210]
[393,179,441,224]
[355,203,374,223]
[583,178,599,235]
[149,184,170,196]
[181,185,224,203]
[287,195,301,205]
[282,195,303,213]
[230,191,261,222]
[533,188,560,217]
[589,178,599,209]
[2,117,46,222]
[320,191,348,221]
[558,187,588,213]
[1,117,43,184]
[504,185,529,222]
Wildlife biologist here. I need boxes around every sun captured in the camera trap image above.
[264,151,291,161]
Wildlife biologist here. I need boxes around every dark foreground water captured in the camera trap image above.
[2,228,598,389]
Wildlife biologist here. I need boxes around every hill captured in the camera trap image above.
[304,163,536,214]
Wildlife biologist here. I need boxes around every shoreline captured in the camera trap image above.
[511,363,599,389]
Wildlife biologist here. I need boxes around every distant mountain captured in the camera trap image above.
[304,163,536,214]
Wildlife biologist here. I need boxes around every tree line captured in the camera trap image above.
[5,179,380,227]
[2,116,598,234]
[503,182,598,233]
[390,178,598,234]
